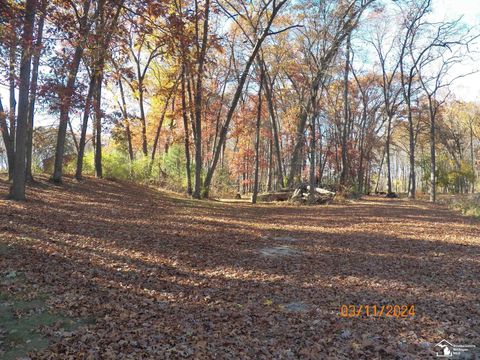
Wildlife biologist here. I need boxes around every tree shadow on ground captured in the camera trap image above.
[1,177,479,358]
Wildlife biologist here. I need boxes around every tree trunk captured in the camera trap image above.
[309,116,316,197]
[470,122,475,193]
[266,138,273,191]
[191,0,210,199]
[181,68,192,195]
[340,34,351,186]
[8,40,16,169]
[318,125,326,184]
[52,0,91,183]
[150,78,179,164]
[52,46,84,182]
[375,148,386,193]
[252,68,264,204]
[386,114,393,194]
[118,78,134,161]
[288,110,309,187]
[138,84,148,156]
[125,120,134,161]
[68,118,79,153]
[25,0,46,182]
[259,59,284,188]
[407,103,416,198]
[9,0,37,200]
[0,97,14,181]
[429,105,436,202]
[357,108,367,194]
[92,0,123,179]
[94,69,103,178]
[76,74,95,180]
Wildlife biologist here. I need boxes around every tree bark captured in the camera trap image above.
[386,115,393,194]
[429,106,436,202]
[266,138,273,191]
[423,95,437,202]
[340,34,351,186]
[138,81,148,156]
[9,0,37,200]
[26,1,46,181]
[52,46,84,182]
[94,69,103,178]
[252,68,264,204]
[258,58,284,189]
[52,0,92,183]
[0,97,14,181]
[407,102,416,198]
[470,122,475,193]
[191,0,211,199]
[118,77,134,161]
[309,116,316,196]
[375,148,386,194]
[181,67,192,195]
[357,106,367,194]
[8,39,16,165]
[75,73,95,180]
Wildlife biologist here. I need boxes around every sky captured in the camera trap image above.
[429,0,480,101]
[1,0,480,126]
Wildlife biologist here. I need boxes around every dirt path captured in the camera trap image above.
[1,177,479,359]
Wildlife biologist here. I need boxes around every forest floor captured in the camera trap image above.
[0,176,479,359]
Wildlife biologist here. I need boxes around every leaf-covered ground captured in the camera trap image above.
[1,177,479,359]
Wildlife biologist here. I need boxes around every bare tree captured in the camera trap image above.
[367,12,403,195]
[287,0,374,187]
[203,0,290,197]
[415,19,478,201]
[398,0,431,198]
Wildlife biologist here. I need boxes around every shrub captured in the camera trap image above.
[440,194,480,218]
[65,149,161,184]
[420,154,475,193]
[210,167,235,198]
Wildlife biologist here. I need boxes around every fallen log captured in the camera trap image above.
[290,184,335,204]
[290,193,334,205]
[308,186,335,196]
[256,191,293,202]
[257,184,335,204]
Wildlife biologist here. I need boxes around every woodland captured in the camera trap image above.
[1,0,480,358]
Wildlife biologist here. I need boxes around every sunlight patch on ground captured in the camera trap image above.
[259,245,303,256]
